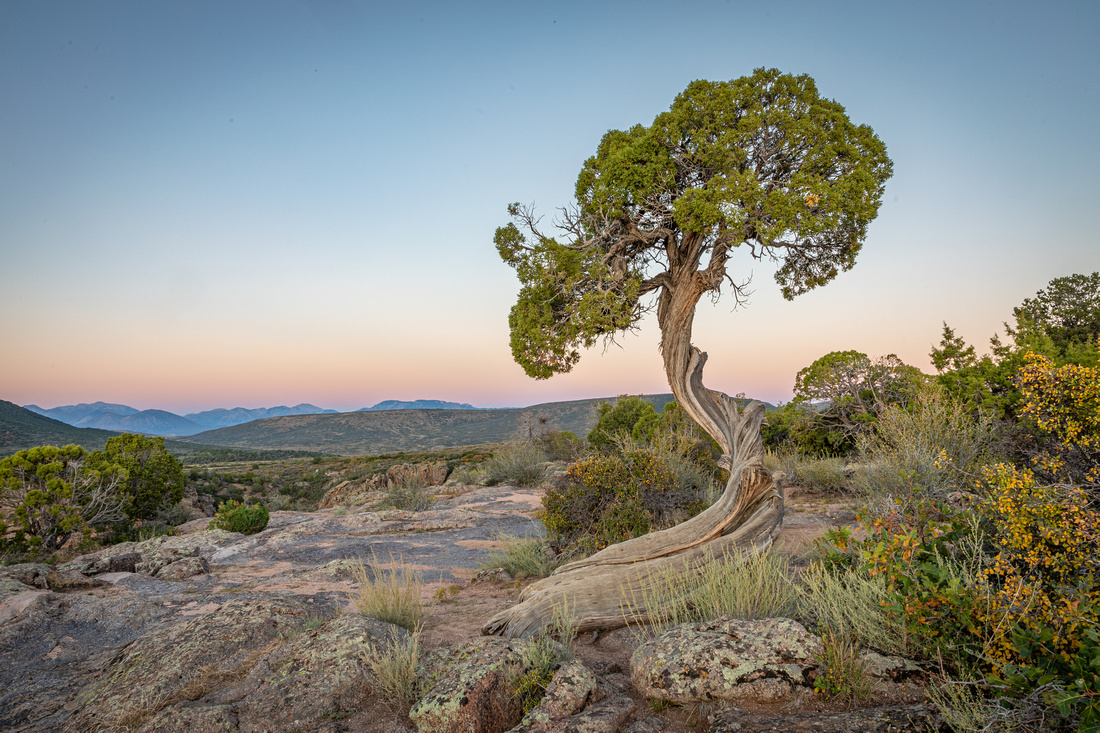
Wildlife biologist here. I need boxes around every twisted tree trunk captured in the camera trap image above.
[481,345,784,638]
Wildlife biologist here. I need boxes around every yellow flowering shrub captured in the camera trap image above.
[977,463,1100,669]
[1016,351,1100,486]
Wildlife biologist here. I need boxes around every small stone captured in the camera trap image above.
[471,567,514,584]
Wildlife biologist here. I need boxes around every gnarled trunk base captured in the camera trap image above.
[482,349,784,638]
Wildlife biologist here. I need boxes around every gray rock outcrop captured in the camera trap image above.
[630,617,823,703]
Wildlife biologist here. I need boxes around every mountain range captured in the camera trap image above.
[4,394,777,458]
[23,400,477,436]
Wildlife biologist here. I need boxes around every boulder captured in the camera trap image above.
[155,556,210,581]
[630,617,822,703]
[65,595,330,731]
[860,651,926,683]
[411,636,528,733]
[533,689,635,733]
[0,563,52,590]
[140,613,400,732]
[510,659,599,731]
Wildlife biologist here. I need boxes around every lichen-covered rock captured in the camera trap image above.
[412,636,527,733]
[155,556,210,581]
[137,613,400,732]
[0,563,52,589]
[137,703,238,732]
[630,617,822,703]
[510,659,598,731]
[860,651,926,683]
[471,567,514,584]
[536,690,635,733]
[44,568,106,591]
[707,703,941,732]
[65,595,326,731]
[57,529,242,577]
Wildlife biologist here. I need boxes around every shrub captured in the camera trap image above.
[542,449,706,554]
[210,500,269,535]
[352,555,423,631]
[818,461,1100,728]
[537,430,585,462]
[853,385,996,508]
[783,455,852,494]
[587,395,660,451]
[1015,352,1100,488]
[378,476,436,511]
[0,444,128,551]
[482,443,547,487]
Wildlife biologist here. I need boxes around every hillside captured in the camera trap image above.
[0,400,120,454]
[181,394,681,455]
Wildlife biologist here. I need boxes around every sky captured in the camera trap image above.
[2,0,1098,415]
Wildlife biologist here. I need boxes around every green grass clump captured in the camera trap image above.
[798,564,908,656]
[813,630,873,703]
[210,500,269,535]
[479,535,566,579]
[692,550,799,620]
[352,555,424,631]
[482,443,548,487]
[513,633,564,713]
[624,550,799,642]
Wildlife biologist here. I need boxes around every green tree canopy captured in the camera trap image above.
[930,273,1100,418]
[102,433,186,520]
[0,445,127,551]
[496,68,893,383]
[1012,272,1100,356]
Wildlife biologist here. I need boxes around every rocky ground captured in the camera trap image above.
[0,482,942,733]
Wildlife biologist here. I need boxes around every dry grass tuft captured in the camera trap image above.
[352,554,424,631]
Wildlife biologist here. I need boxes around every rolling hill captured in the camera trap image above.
[0,400,120,454]
[180,394,681,455]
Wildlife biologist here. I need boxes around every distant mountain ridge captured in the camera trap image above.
[185,404,339,429]
[22,400,482,436]
[359,400,478,411]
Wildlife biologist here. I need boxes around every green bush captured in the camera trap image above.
[211,500,269,535]
[586,395,660,451]
[103,433,186,520]
[536,430,585,462]
[483,443,547,487]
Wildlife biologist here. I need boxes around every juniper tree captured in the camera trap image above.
[487,68,892,637]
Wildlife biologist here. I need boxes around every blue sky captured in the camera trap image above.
[2,0,1098,413]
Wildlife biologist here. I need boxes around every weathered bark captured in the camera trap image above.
[481,346,784,638]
